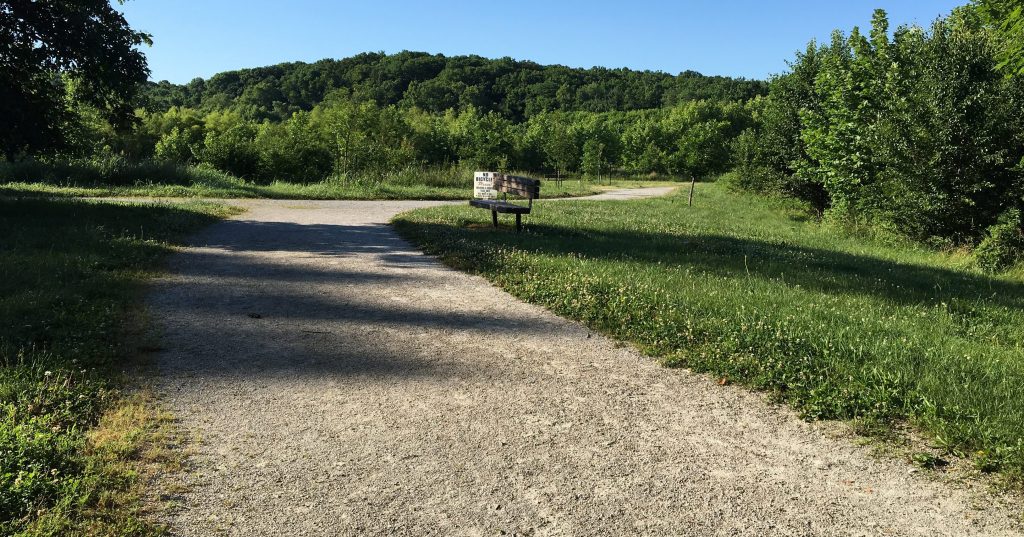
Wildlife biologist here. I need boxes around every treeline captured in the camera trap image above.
[139,51,767,122]
[7,5,1024,269]
[9,51,768,186]
[94,95,751,183]
[735,7,1024,269]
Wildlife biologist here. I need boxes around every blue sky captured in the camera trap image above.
[119,1,966,83]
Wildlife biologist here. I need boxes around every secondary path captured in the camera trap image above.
[149,191,1021,536]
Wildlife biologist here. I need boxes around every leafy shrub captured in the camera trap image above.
[203,123,260,179]
[254,117,333,183]
[746,9,1023,245]
[0,157,241,188]
[154,126,204,164]
[975,209,1024,272]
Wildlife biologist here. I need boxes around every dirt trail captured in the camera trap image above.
[149,191,1021,536]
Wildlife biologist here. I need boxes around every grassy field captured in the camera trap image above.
[0,159,672,200]
[0,178,664,200]
[0,198,236,535]
[393,182,1024,483]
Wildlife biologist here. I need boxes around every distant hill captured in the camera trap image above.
[140,51,767,121]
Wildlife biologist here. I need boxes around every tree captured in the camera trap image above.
[202,116,259,178]
[621,112,671,174]
[0,0,151,158]
[665,101,735,181]
[525,112,581,175]
[975,0,1024,76]
[734,42,829,212]
[581,139,607,180]
[754,8,1023,243]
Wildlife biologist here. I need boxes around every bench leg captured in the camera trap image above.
[516,213,522,232]
[491,210,498,228]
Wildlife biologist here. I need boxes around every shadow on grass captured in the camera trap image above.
[398,220,1024,311]
[0,197,229,354]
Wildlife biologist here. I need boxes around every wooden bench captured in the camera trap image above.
[469,174,541,232]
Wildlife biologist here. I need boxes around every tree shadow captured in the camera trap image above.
[412,221,1024,311]
[150,219,562,380]
[198,220,416,255]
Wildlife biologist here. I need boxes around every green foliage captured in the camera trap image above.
[254,113,333,183]
[581,139,608,179]
[201,112,259,178]
[0,156,244,189]
[154,126,203,164]
[304,96,418,178]
[105,92,753,185]
[739,8,1024,250]
[395,183,1024,484]
[665,100,741,179]
[975,0,1024,76]
[526,112,581,174]
[735,43,829,212]
[619,102,747,178]
[138,51,766,122]
[975,209,1024,271]
[0,198,232,534]
[0,0,150,158]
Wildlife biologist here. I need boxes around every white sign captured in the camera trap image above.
[474,171,498,200]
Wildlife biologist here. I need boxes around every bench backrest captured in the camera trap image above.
[493,174,541,200]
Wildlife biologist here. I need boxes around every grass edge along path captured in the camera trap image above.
[0,198,237,536]
[392,183,1024,489]
[0,178,675,201]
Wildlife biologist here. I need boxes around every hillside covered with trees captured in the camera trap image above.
[2,2,1022,269]
[138,52,767,121]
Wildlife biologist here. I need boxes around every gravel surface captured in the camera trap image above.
[149,191,1021,536]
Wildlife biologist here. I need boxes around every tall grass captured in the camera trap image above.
[393,182,1024,484]
[0,156,229,187]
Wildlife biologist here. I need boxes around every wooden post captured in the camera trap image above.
[491,210,498,228]
[515,213,522,232]
[688,177,696,206]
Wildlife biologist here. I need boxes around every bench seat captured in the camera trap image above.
[469,199,533,214]
[470,173,541,231]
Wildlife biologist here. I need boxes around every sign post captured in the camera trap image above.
[474,171,498,200]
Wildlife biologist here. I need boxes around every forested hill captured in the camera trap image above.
[140,51,767,121]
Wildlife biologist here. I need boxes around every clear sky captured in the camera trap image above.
[119,1,966,84]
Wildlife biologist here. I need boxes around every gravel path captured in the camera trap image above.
[149,190,1021,536]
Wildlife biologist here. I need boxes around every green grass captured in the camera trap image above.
[0,158,673,200]
[393,182,1024,483]
[0,198,236,535]
[0,178,663,200]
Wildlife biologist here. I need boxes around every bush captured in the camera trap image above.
[203,123,260,179]
[154,126,203,164]
[254,118,333,183]
[975,209,1024,272]
[0,157,240,188]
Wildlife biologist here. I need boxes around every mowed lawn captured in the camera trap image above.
[393,182,1024,482]
[0,198,235,535]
